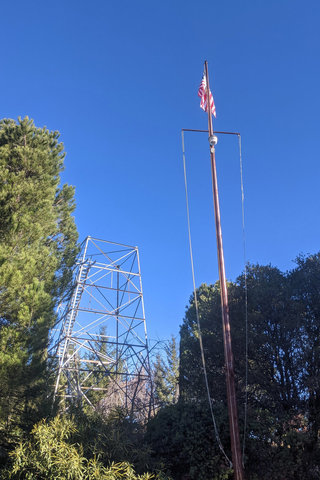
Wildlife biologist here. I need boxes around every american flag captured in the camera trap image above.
[198,73,216,118]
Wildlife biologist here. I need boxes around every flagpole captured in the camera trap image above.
[204,60,244,480]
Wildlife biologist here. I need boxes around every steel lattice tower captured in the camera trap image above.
[52,236,154,419]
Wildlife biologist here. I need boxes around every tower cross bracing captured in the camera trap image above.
[52,236,153,419]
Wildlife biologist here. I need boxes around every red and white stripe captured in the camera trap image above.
[198,74,216,118]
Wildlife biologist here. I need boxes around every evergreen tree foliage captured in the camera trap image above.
[146,402,232,480]
[289,253,320,448]
[179,282,227,404]
[0,117,78,457]
[153,336,179,408]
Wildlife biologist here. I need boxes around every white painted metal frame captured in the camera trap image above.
[52,236,153,419]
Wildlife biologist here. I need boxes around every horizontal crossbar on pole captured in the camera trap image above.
[182,128,240,136]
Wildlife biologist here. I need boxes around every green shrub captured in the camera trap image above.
[7,416,170,480]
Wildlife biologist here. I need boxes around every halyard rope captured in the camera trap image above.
[238,134,249,462]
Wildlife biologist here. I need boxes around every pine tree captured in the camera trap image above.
[153,336,179,408]
[0,117,78,455]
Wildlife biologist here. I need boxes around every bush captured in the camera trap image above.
[146,401,232,480]
[6,415,170,480]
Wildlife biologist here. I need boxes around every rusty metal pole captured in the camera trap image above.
[204,60,244,480]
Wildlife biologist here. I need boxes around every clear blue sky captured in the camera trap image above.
[1,0,319,341]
